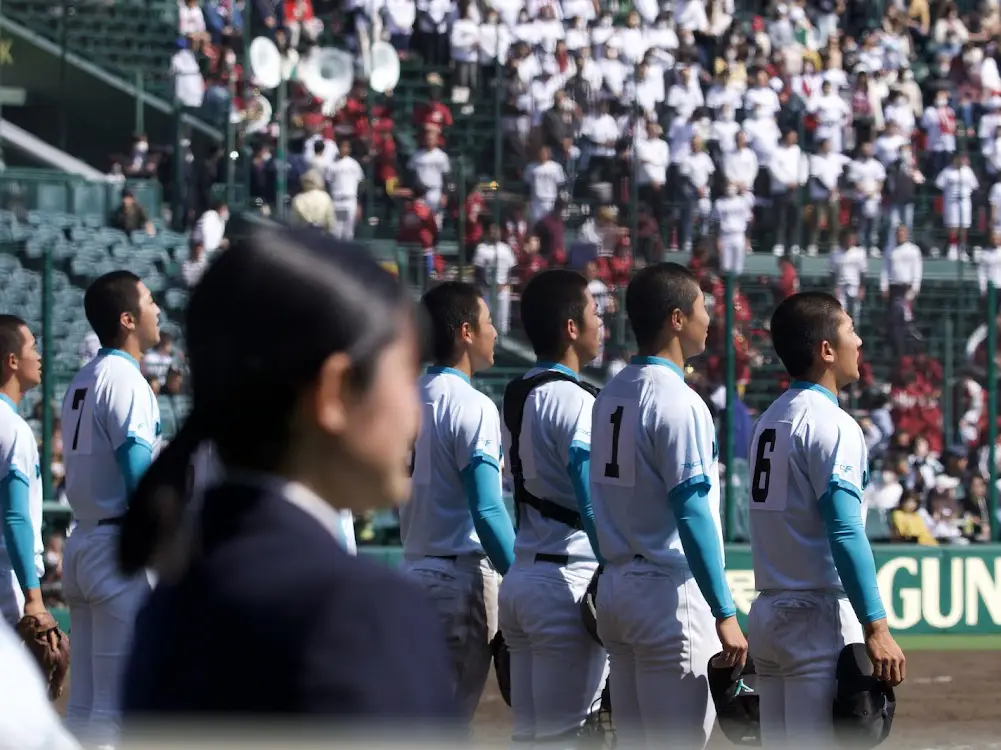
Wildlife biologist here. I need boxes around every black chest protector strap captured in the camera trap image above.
[503,371,600,529]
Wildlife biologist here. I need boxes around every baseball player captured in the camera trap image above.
[61,271,162,746]
[589,263,747,748]
[713,182,753,276]
[0,316,45,627]
[747,292,905,749]
[400,281,516,721]
[498,270,608,743]
[326,139,365,240]
[936,151,979,259]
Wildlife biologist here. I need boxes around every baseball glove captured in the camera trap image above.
[16,611,70,701]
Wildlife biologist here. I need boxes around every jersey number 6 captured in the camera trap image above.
[751,427,776,502]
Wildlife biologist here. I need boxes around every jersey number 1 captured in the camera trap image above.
[751,427,776,502]
[604,405,624,478]
[70,388,88,451]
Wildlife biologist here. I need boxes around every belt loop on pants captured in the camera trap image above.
[97,515,126,526]
[535,553,570,565]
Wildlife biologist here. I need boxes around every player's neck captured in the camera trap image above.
[800,368,841,396]
[114,336,144,363]
[547,348,581,375]
[636,340,686,371]
[0,378,23,406]
[440,354,474,380]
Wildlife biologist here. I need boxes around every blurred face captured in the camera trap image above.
[318,312,423,508]
[896,225,908,244]
[467,297,498,372]
[825,310,862,388]
[678,286,711,360]
[573,290,604,365]
[339,140,351,157]
[7,325,42,391]
[915,437,929,458]
[132,281,162,352]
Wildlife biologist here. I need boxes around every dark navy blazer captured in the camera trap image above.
[122,481,458,724]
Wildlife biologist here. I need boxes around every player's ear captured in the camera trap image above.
[670,307,685,332]
[313,351,353,437]
[120,310,137,333]
[819,337,836,365]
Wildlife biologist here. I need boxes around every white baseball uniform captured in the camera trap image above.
[400,366,510,720]
[829,245,869,316]
[498,364,608,742]
[326,154,365,240]
[0,394,43,627]
[748,382,881,749]
[60,348,160,747]
[936,165,979,229]
[589,356,726,748]
[713,194,753,275]
[525,160,567,224]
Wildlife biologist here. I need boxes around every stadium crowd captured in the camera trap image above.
[78,0,1001,558]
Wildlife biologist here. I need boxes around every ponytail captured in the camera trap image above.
[118,414,204,576]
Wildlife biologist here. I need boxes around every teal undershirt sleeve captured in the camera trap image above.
[819,482,887,624]
[115,437,154,496]
[0,473,39,591]
[567,443,603,564]
[669,481,736,619]
[460,456,516,575]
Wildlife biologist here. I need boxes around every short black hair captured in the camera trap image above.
[0,315,27,378]
[84,271,142,348]
[625,263,701,350]
[421,281,483,364]
[520,270,589,360]
[770,292,845,379]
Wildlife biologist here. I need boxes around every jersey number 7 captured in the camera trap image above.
[70,388,88,451]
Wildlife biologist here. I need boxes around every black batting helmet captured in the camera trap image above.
[708,654,760,746]
[833,643,896,748]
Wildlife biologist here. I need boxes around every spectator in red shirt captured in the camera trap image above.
[514,234,547,288]
[413,74,454,135]
[397,184,440,280]
[462,179,487,255]
[534,200,567,266]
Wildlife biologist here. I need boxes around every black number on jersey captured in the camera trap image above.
[409,445,416,477]
[70,388,88,451]
[751,428,777,502]
[604,405,624,478]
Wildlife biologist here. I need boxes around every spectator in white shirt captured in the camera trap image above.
[724,130,759,198]
[677,134,715,251]
[181,237,209,288]
[768,128,806,255]
[407,130,451,212]
[936,151,979,259]
[980,230,1001,296]
[881,225,923,300]
[193,200,229,254]
[744,67,782,119]
[806,138,848,254]
[636,120,670,219]
[414,0,452,66]
[581,100,619,183]
[384,0,416,53]
[710,103,740,155]
[742,102,780,169]
[524,145,567,224]
[178,0,211,51]
[479,9,512,66]
[830,227,869,319]
[170,39,205,109]
[922,89,958,178]
[808,79,850,154]
[450,5,480,93]
[472,221,518,335]
[326,140,366,240]
[850,140,887,251]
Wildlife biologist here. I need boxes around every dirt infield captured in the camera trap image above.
[474,649,1001,749]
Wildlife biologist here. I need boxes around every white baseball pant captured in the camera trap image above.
[333,198,358,240]
[944,198,972,229]
[748,590,864,750]
[402,554,499,721]
[719,232,747,276]
[62,523,152,748]
[0,564,24,627]
[498,557,608,744]
[597,557,720,749]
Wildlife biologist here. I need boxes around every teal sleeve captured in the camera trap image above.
[460,456,516,575]
[0,472,39,591]
[568,442,603,563]
[115,437,154,495]
[669,481,736,619]
[819,482,887,624]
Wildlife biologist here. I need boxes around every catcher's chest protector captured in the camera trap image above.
[503,371,600,529]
